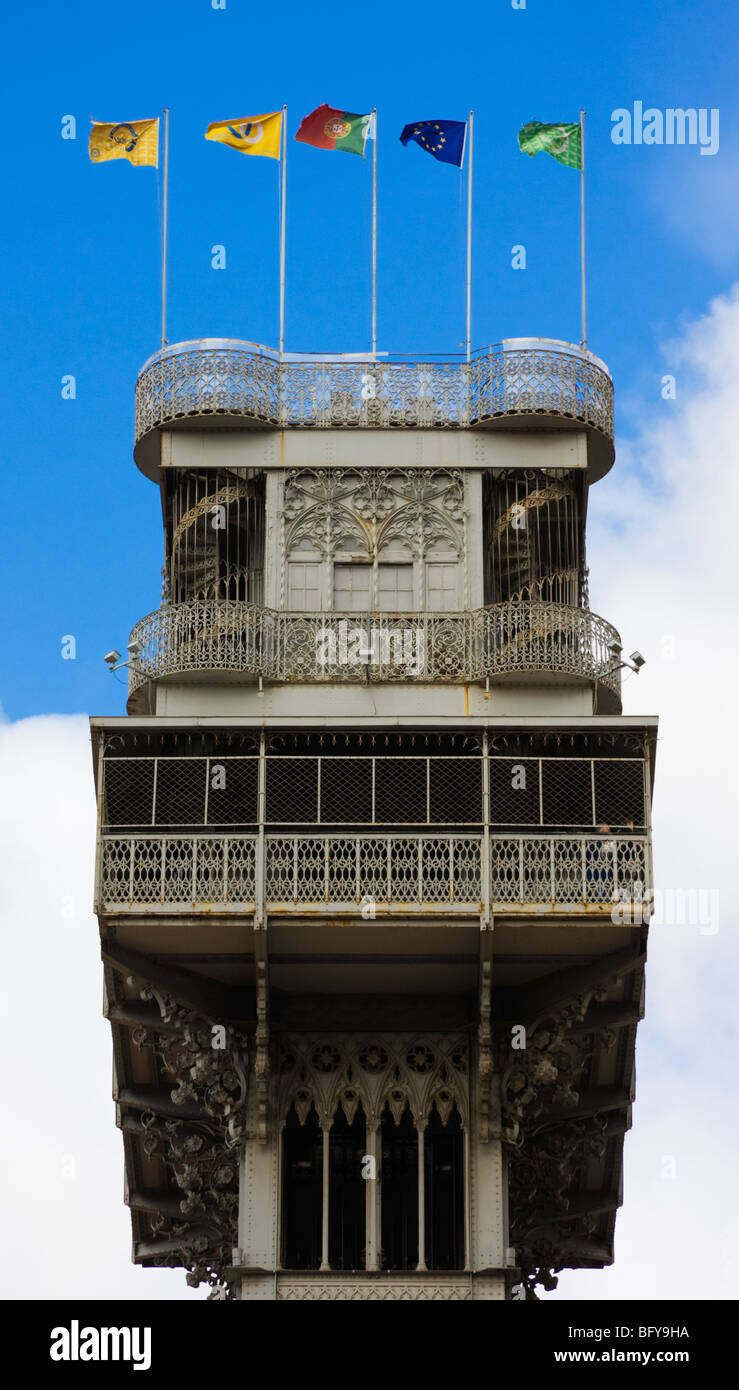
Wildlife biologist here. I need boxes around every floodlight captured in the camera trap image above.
[630,651,646,669]
[104,650,121,668]
[606,639,623,657]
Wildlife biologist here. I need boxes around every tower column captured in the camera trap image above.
[238,1094,280,1300]
[365,1123,380,1271]
[416,1120,427,1272]
[320,1124,331,1271]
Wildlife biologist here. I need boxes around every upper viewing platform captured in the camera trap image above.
[133,336,615,480]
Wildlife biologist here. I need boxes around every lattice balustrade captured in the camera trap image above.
[100,835,257,907]
[98,830,647,912]
[261,835,483,907]
[135,341,614,441]
[127,600,622,700]
[274,1278,478,1301]
[489,835,648,908]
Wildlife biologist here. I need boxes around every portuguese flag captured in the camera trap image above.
[295,103,373,157]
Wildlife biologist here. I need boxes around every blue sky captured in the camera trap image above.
[2,1,739,1304]
[0,0,736,722]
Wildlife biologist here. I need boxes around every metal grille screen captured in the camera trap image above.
[103,760,155,827]
[208,759,259,824]
[375,758,427,823]
[102,753,646,829]
[541,759,593,826]
[266,759,318,823]
[489,759,539,825]
[593,759,645,827]
[155,759,207,825]
[320,758,373,823]
[429,758,483,822]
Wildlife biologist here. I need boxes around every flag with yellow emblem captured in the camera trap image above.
[205,111,283,159]
[89,118,159,167]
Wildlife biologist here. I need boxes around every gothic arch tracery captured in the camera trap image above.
[278,1034,469,1131]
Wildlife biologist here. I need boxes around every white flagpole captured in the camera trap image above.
[161,107,169,348]
[279,105,287,357]
[580,108,587,349]
[466,109,474,363]
[371,108,377,362]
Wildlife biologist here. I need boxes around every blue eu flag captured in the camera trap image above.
[399,119,467,167]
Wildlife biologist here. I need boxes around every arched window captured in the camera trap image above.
[377,543,415,612]
[278,1036,468,1274]
[425,1105,464,1270]
[329,1106,366,1270]
[282,1106,322,1270]
[381,1104,418,1270]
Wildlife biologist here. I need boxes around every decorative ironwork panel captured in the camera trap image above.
[163,837,196,901]
[135,341,613,441]
[278,1033,469,1130]
[552,837,586,904]
[225,838,257,902]
[194,838,226,902]
[489,838,523,904]
[97,832,645,912]
[275,1278,476,1301]
[469,346,613,438]
[128,599,622,699]
[101,838,135,903]
[128,837,166,904]
[135,343,281,436]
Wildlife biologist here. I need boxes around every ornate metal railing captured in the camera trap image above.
[272,1274,483,1301]
[134,338,614,442]
[127,600,622,699]
[98,832,649,914]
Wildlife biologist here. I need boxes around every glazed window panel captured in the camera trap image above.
[288,561,321,612]
[425,562,459,612]
[378,563,414,613]
[334,563,371,612]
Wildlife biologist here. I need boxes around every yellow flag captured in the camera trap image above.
[89,118,159,167]
[205,111,283,159]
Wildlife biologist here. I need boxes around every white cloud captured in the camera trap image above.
[552,284,739,1299]
[0,715,201,1300]
[2,288,739,1300]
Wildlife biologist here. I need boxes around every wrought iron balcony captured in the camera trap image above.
[134,336,614,459]
[97,830,649,916]
[127,599,622,702]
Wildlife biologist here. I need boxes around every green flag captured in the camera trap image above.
[518,121,582,170]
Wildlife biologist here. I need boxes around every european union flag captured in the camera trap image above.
[400,119,467,167]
